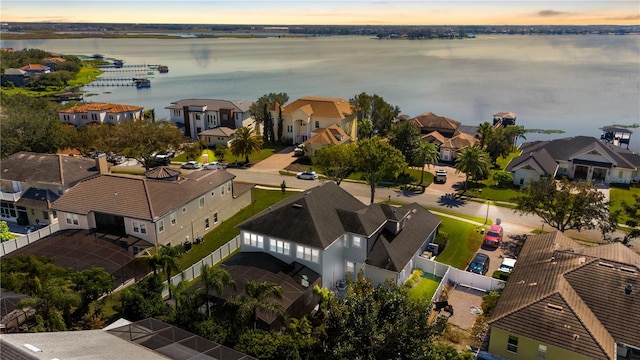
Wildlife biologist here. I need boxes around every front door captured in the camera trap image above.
[573,165,588,180]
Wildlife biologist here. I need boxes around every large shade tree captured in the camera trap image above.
[116,120,185,170]
[312,143,357,186]
[249,92,289,137]
[513,177,615,233]
[355,138,406,203]
[454,144,490,191]
[230,127,263,164]
[387,120,421,168]
[349,93,400,137]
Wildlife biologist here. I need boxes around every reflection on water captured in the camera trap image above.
[1,35,638,152]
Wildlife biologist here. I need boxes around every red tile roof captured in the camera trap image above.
[59,102,143,114]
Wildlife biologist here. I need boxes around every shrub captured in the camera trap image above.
[403,268,424,288]
[492,270,511,280]
[481,290,501,316]
[493,170,513,188]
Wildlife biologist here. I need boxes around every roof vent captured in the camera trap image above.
[292,203,303,209]
[573,334,580,341]
[546,304,563,312]
[598,262,615,269]
[578,256,586,264]
[625,284,633,295]
[550,256,556,263]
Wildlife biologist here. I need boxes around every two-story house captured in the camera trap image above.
[488,231,640,360]
[52,166,253,255]
[236,182,441,289]
[409,111,478,162]
[58,102,143,127]
[165,99,255,139]
[270,96,358,145]
[505,136,640,185]
[0,152,103,227]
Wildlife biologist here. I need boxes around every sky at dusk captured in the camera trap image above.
[1,1,638,26]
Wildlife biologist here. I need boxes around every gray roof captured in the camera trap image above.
[165,99,253,113]
[199,126,237,137]
[1,152,100,187]
[236,183,441,272]
[517,136,640,170]
[237,182,366,249]
[505,147,558,176]
[4,68,26,75]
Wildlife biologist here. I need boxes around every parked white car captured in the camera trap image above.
[181,161,201,169]
[296,171,318,180]
[203,162,225,170]
[498,258,517,273]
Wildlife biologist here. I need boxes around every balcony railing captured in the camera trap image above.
[0,189,24,202]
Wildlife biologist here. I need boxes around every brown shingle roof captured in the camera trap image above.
[282,97,352,119]
[1,152,99,187]
[441,132,477,149]
[53,171,234,221]
[305,125,349,145]
[410,112,461,132]
[489,231,640,359]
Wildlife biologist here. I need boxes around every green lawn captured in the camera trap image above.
[435,216,484,269]
[173,149,217,164]
[178,188,295,269]
[465,151,522,202]
[408,273,442,301]
[610,186,640,224]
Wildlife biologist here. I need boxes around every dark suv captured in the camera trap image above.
[467,253,490,275]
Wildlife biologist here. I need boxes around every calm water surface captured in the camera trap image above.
[3,35,639,151]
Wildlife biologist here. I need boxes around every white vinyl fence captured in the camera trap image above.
[162,235,241,298]
[414,255,505,305]
[0,223,60,257]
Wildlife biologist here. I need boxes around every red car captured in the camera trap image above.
[483,224,503,248]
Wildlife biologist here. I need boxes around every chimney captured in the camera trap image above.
[625,284,633,295]
[95,153,109,174]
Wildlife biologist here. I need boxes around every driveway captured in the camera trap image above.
[248,146,296,173]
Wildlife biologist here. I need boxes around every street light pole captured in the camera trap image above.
[485,198,491,225]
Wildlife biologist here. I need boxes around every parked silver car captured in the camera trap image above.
[181,161,202,169]
[296,171,318,180]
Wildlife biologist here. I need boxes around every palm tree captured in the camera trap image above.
[237,280,286,330]
[414,142,440,184]
[455,144,490,192]
[142,244,182,299]
[230,127,263,164]
[200,264,235,317]
[475,122,494,149]
[358,118,375,140]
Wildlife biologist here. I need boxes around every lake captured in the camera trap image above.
[2,35,639,152]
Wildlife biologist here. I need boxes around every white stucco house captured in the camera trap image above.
[165,99,255,139]
[58,102,143,127]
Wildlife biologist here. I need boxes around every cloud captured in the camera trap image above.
[536,10,569,17]
[605,14,640,21]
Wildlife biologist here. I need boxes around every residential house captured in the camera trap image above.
[236,182,441,289]
[198,126,237,148]
[42,57,66,71]
[58,102,143,127]
[488,231,640,360]
[505,136,640,185]
[165,99,255,139]
[269,96,357,144]
[19,63,50,76]
[409,111,478,162]
[0,152,104,227]
[52,168,253,254]
[302,124,351,156]
[1,68,28,87]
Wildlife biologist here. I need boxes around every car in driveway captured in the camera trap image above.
[181,161,202,169]
[296,171,318,180]
[434,169,447,184]
[498,258,517,273]
[483,224,504,248]
[467,253,490,275]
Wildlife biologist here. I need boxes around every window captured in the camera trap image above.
[537,345,547,359]
[205,218,210,229]
[221,186,225,196]
[91,113,98,121]
[619,170,624,178]
[352,236,362,248]
[213,212,218,223]
[158,220,165,233]
[109,115,114,120]
[221,114,229,121]
[287,125,293,133]
[346,261,355,274]
[507,336,518,353]
[195,113,201,120]
[65,213,79,225]
[296,246,319,263]
[52,210,57,219]
[182,207,187,213]
[133,221,139,232]
[227,183,231,192]
[211,190,215,196]
[315,120,320,128]
[42,211,48,219]
[243,233,263,248]
[140,223,147,234]
[81,114,88,120]
[270,239,290,255]
[199,196,205,208]
[170,212,176,226]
